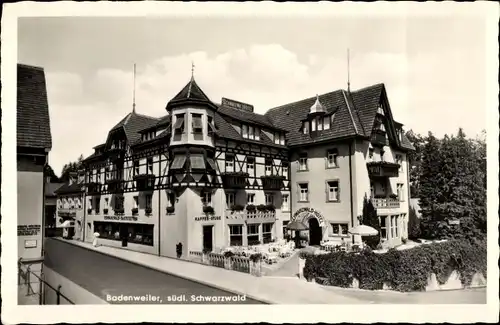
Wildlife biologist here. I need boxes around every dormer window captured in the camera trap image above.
[174,114,185,134]
[317,116,323,131]
[242,124,248,138]
[248,125,254,139]
[192,114,203,134]
[255,128,260,140]
[133,160,139,176]
[302,122,309,134]
[311,118,317,132]
[324,115,331,130]
[274,132,285,145]
[242,124,259,140]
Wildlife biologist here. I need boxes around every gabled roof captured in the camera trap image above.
[45,182,65,197]
[166,76,217,111]
[216,103,287,131]
[350,83,385,137]
[265,89,363,147]
[17,64,52,150]
[54,182,85,195]
[108,111,159,145]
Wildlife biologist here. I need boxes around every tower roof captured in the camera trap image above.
[308,94,326,115]
[166,76,217,111]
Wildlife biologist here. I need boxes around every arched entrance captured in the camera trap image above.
[308,217,322,246]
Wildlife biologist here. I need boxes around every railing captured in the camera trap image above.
[372,197,400,209]
[18,259,74,305]
[188,251,261,276]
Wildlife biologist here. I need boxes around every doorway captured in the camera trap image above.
[308,218,322,246]
[202,225,213,252]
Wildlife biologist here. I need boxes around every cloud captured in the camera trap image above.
[46,43,485,175]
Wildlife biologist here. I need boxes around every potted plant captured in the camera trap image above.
[265,204,276,212]
[246,204,256,212]
[87,208,92,214]
[145,207,152,215]
[256,204,267,212]
[231,204,244,212]
[114,208,124,215]
[166,206,175,214]
[203,205,214,214]
[131,208,138,215]
[389,193,398,199]
[103,208,109,215]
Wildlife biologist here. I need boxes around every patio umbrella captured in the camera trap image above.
[286,220,309,231]
[348,225,378,236]
[59,220,74,228]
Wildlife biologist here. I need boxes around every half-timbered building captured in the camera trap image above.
[80,74,414,257]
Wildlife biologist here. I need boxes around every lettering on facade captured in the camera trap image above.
[195,216,221,221]
[292,208,326,227]
[221,97,254,113]
[24,240,37,248]
[17,224,41,236]
[104,215,139,222]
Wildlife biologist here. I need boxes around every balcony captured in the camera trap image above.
[367,161,400,178]
[372,197,400,209]
[134,174,156,191]
[86,182,101,195]
[225,207,276,221]
[105,177,124,193]
[371,129,387,146]
[260,175,285,191]
[221,172,248,189]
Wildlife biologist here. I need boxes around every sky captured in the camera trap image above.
[18,16,488,177]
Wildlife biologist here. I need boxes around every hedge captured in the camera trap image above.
[302,239,486,292]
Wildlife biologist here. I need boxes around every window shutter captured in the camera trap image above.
[337,181,341,201]
[325,182,329,201]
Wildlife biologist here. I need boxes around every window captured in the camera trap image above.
[247,224,259,246]
[324,116,330,130]
[327,180,340,202]
[247,193,255,204]
[192,113,203,133]
[246,157,255,174]
[265,159,273,176]
[302,122,309,134]
[174,114,185,134]
[114,196,124,211]
[145,194,152,210]
[93,221,154,246]
[317,116,323,131]
[397,183,404,201]
[298,183,309,202]
[265,193,274,206]
[104,198,109,208]
[95,197,100,213]
[207,116,214,136]
[201,192,212,206]
[133,196,139,208]
[298,153,308,171]
[147,158,154,174]
[248,126,254,139]
[226,192,235,208]
[229,225,243,246]
[311,118,317,132]
[391,215,396,239]
[281,194,289,211]
[88,199,92,210]
[327,149,338,168]
[396,154,403,172]
[254,128,260,141]
[380,216,387,239]
[331,223,349,236]
[225,155,234,172]
[242,124,248,138]
[281,162,288,177]
[97,171,101,182]
[167,192,176,207]
[263,223,273,243]
[380,150,385,162]
[394,215,399,237]
[133,160,140,176]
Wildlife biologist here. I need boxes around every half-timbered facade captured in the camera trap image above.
[81,75,414,257]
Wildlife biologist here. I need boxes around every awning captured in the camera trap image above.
[170,155,187,170]
[286,220,309,231]
[206,158,218,171]
[192,116,203,129]
[173,117,184,129]
[60,220,74,228]
[190,154,206,169]
[348,225,378,236]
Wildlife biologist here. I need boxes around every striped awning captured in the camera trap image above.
[170,155,187,170]
[190,154,206,169]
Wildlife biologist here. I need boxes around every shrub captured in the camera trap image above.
[408,205,421,240]
[302,239,486,292]
[249,253,262,262]
[361,196,381,249]
[223,251,235,258]
[231,204,244,211]
[265,204,276,212]
[256,204,267,212]
[246,204,256,212]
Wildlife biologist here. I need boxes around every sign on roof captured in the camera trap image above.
[221,97,254,113]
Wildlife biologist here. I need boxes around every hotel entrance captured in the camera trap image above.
[202,225,213,252]
[308,218,322,246]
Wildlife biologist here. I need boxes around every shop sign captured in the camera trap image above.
[221,97,254,113]
[17,224,41,236]
[104,215,138,222]
[195,215,221,221]
[291,207,326,227]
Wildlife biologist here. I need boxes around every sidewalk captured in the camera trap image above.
[57,238,367,304]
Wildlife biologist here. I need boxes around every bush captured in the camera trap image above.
[223,251,235,258]
[303,239,486,292]
[246,204,256,212]
[256,204,267,211]
[249,253,262,262]
[361,196,381,249]
[408,205,421,240]
[231,204,244,211]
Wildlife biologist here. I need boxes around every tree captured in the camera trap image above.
[60,154,85,183]
[360,195,380,249]
[405,129,425,198]
[408,205,421,240]
[44,164,60,182]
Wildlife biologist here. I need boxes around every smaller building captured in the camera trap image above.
[54,171,86,240]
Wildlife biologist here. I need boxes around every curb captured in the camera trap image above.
[53,238,273,305]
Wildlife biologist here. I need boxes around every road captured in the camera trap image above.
[43,238,264,304]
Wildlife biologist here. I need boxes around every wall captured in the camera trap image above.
[17,158,44,260]
[290,142,353,240]
[43,266,107,305]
